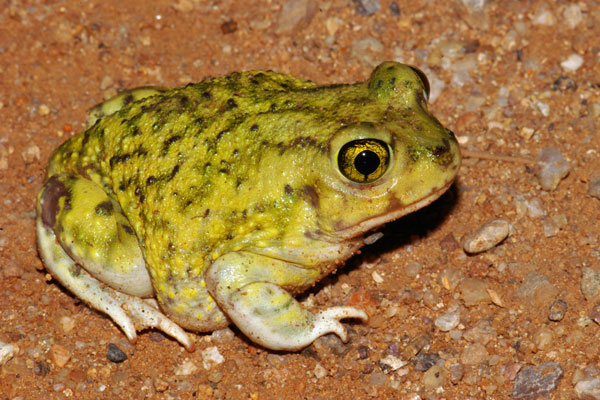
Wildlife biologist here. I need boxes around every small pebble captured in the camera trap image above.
[351,37,384,67]
[563,3,583,28]
[378,355,406,373]
[275,0,318,34]
[201,346,224,369]
[548,299,567,321]
[411,352,440,372]
[574,366,600,399]
[357,345,370,359]
[50,344,72,367]
[535,147,570,190]
[314,363,327,379]
[207,370,223,384]
[0,341,18,366]
[589,177,600,199]
[511,362,563,398]
[354,0,380,16]
[560,53,584,72]
[514,272,557,309]
[532,328,553,351]
[211,328,235,343]
[435,310,460,332]
[463,319,497,345]
[59,316,76,333]
[422,365,446,390]
[462,218,510,254]
[589,302,600,325]
[174,359,199,376]
[107,343,127,363]
[460,343,489,365]
[458,278,491,306]
[448,362,464,383]
[582,268,600,302]
[503,362,523,382]
[440,267,464,290]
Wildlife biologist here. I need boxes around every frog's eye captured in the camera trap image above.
[337,139,390,183]
[409,66,430,101]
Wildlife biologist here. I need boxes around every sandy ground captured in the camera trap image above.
[1,0,599,398]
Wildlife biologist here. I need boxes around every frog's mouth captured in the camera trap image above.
[334,180,455,240]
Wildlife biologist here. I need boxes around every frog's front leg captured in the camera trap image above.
[205,251,368,350]
[37,174,194,351]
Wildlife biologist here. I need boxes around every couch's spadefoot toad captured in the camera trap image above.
[37,62,460,351]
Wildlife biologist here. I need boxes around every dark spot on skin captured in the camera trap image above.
[95,201,113,216]
[255,204,265,213]
[227,98,237,109]
[250,124,259,132]
[219,160,230,174]
[169,165,180,180]
[40,176,70,228]
[163,135,181,151]
[202,91,211,100]
[241,209,247,219]
[284,184,293,195]
[390,77,396,86]
[270,103,278,112]
[376,79,383,89]
[109,153,131,168]
[81,131,91,146]
[387,65,395,71]
[178,95,190,108]
[135,186,145,203]
[216,130,227,141]
[123,94,135,106]
[132,127,142,136]
[232,149,239,156]
[225,233,234,240]
[204,209,210,218]
[69,263,82,277]
[301,186,319,208]
[118,182,127,192]
[146,176,157,185]
[122,224,135,235]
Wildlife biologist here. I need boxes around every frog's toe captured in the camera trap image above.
[313,307,368,343]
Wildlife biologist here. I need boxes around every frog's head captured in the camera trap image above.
[313,62,461,240]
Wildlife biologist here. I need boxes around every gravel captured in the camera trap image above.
[435,309,460,331]
[548,299,567,321]
[535,147,570,190]
[581,267,600,302]
[511,362,563,398]
[462,218,510,254]
[107,343,127,363]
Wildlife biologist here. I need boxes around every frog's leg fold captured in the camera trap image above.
[86,86,168,127]
[206,251,368,351]
[36,175,194,351]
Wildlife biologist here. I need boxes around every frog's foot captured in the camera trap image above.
[206,251,368,351]
[36,217,194,351]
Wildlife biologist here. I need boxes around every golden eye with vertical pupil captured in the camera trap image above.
[337,139,390,183]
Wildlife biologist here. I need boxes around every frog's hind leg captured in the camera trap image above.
[37,174,194,351]
[206,251,368,351]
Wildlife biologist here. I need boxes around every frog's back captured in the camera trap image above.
[47,71,326,276]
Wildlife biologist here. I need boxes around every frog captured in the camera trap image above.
[36,62,461,352]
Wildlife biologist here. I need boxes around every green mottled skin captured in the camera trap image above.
[39,62,461,347]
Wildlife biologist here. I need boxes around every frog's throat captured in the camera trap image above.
[335,180,455,240]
